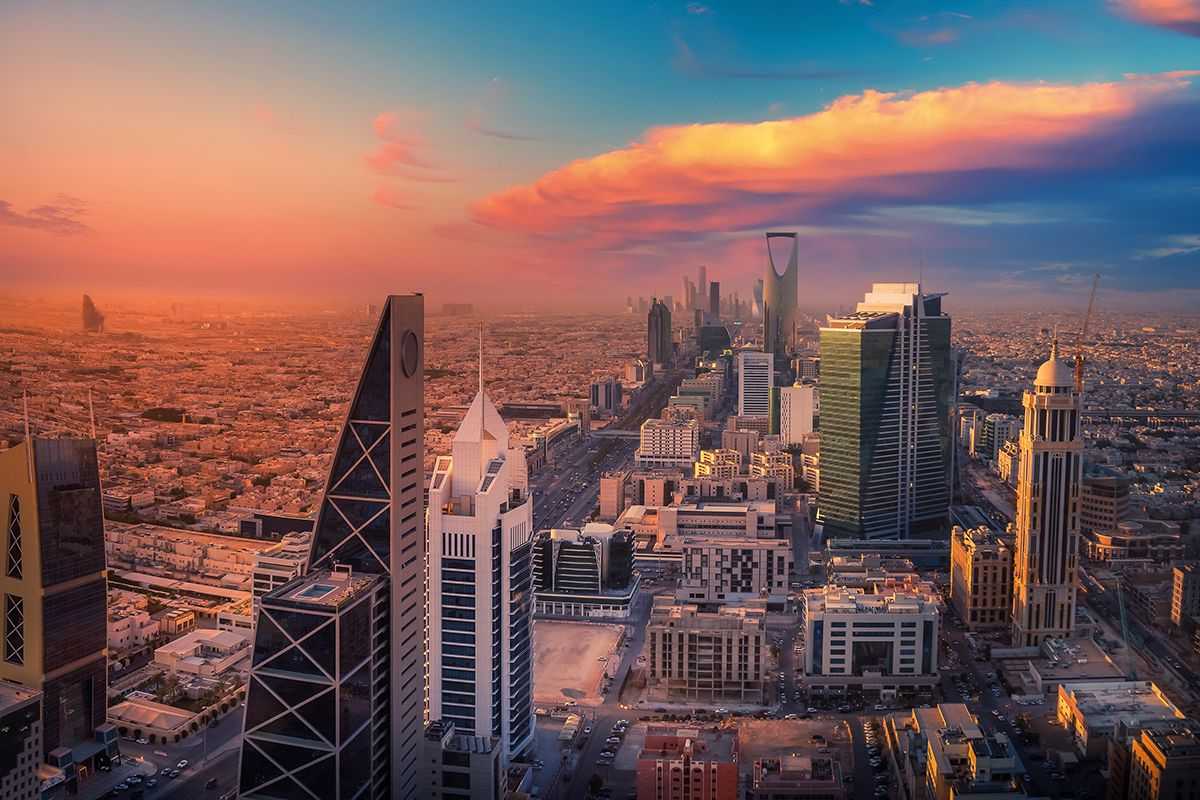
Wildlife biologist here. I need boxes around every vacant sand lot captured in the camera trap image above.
[534,620,623,705]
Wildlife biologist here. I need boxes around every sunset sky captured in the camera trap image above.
[2,0,1199,311]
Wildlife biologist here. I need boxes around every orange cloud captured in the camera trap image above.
[1111,0,1200,35]
[371,186,411,209]
[473,72,1195,241]
[364,110,437,174]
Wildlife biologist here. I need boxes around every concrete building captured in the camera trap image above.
[678,537,791,604]
[950,526,1012,631]
[1012,341,1084,647]
[154,628,250,677]
[721,429,759,464]
[0,680,42,800]
[421,720,502,800]
[649,297,673,367]
[646,596,767,703]
[799,582,941,700]
[636,419,700,469]
[909,704,1022,800]
[1085,520,1184,564]
[249,531,310,613]
[238,295,427,800]
[426,377,536,762]
[738,351,773,418]
[694,449,742,480]
[818,283,952,540]
[1080,473,1131,533]
[599,471,630,521]
[1170,562,1200,629]
[748,756,845,800]
[1127,720,1200,800]
[728,415,771,436]
[997,440,1020,488]
[590,376,623,414]
[0,438,113,787]
[779,383,815,445]
[763,232,799,355]
[636,727,739,800]
[531,525,637,618]
[1056,681,1184,760]
[749,450,795,491]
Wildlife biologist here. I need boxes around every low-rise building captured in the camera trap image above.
[1127,720,1200,800]
[911,704,1023,800]
[677,537,791,605]
[949,526,1012,631]
[635,727,739,800]
[749,450,795,491]
[1085,520,1183,564]
[1080,473,1131,533]
[646,597,766,703]
[531,525,638,618]
[250,531,310,613]
[799,582,941,701]
[1056,680,1184,760]
[0,681,42,800]
[637,418,701,469]
[748,755,845,800]
[153,629,251,677]
[694,449,742,479]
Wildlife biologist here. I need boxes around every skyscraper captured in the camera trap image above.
[426,352,535,762]
[239,295,426,800]
[0,437,113,790]
[698,265,708,309]
[1011,341,1083,647]
[818,283,952,539]
[738,351,773,418]
[763,232,799,355]
[752,278,764,319]
[709,281,721,320]
[647,297,672,367]
[779,383,815,444]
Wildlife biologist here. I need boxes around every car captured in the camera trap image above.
[168,770,180,778]
[116,784,130,792]
[145,779,158,788]
[177,760,189,769]
[161,768,172,777]
[207,778,219,789]
[583,725,593,735]
[136,737,149,745]
[128,775,143,784]
[606,737,622,745]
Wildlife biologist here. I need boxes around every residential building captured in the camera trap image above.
[250,531,310,613]
[721,429,759,464]
[1170,563,1200,629]
[950,526,1012,631]
[1126,721,1200,800]
[426,375,535,762]
[997,440,1020,488]
[636,727,739,800]
[763,232,799,355]
[636,419,700,469]
[1012,341,1084,647]
[531,525,637,618]
[779,383,815,445]
[728,415,771,436]
[154,628,250,677]
[694,449,742,480]
[0,681,41,800]
[599,471,629,521]
[678,537,791,604]
[738,351,773,418]
[238,295,427,800]
[799,582,941,700]
[421,720,502,800]
[1056,681,1184,760]
[748,756,845,800]
[1122,568,1175,628]
[646,596,766,703]
[1080,473,1131,533]
[909,704,1022,800]
[0,437,113,785]
[818,283,953,539]
[749,450,795,491]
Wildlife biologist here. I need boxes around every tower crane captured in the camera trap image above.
[1074,274,1100,393]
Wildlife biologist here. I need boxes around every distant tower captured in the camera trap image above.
[698,266,708,310]
[81,294,105,332]
[239,296,427,800]
[1011,340,1083,647]
[647,298,672,367]
[709,281,721,321]
[753,279,764,319]
[426,335,535,762]
[763,233,798,354]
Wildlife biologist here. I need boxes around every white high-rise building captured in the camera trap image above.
[635,418,700,469]
[427,376,535,762]
[779,383,815,444]
[738,351,773,418]
[1012,341,1083,646]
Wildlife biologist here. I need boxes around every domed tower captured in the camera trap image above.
[1011,339,1084,646]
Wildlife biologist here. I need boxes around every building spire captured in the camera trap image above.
[478,322,484,397]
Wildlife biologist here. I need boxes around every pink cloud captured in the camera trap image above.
[472,72,1195,243]
[371,186,411,209]
[1110,0,1200,35]
[364,110,440,175]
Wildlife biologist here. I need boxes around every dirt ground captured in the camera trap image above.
[534,620,623,705]
[737,718,854,764]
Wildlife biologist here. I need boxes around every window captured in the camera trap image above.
[3,594,23,665]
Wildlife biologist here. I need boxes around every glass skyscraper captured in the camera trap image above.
[239,295,426,800]
[818,284,952,539]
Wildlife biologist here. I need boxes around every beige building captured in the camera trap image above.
[250,531,310,612]
[950,526,1012,630]
[1171,562,1200,629]
[1127,720,1200,800]
[646,596,767,703]
[1056,680,1184,760]
[749,450,795,490]
[911,704,1022,800]
[636,418,701,469]
[997,440,1019,488]
[599,470,629,520]
[1080,473,1131,533]
[695,449,743,480]
[678,537,791,604]
[154,629,250,677]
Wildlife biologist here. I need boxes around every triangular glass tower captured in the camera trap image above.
[240,295,426,800]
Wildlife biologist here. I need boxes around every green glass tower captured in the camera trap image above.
[818,284,952,539]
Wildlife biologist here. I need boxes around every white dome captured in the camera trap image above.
[1035,341,1074,388]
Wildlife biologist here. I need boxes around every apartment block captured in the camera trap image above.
[646,596,766,703]
[949,525,1012,630]
[678,538,791,604]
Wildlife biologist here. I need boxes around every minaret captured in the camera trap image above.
[1011,339,1083,646]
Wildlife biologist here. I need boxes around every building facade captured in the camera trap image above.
[250,531,311,613]
[950,526,1012,631]
[421,720,502,800]
[1012,342,1083,647]
[694,450,742,480]
[1171,563,1200,630]
[239,295,427,800]
[531,525,636,618]
[678,538,791,604]
[0,681,41,800]
[426,382,535,763]
[779,383,815,445]
[636,419,700,469]
[738,351,773,418]
[1080,473,1131,533]
[646,597,766,703]
[649,298,673,367]
[1127,721,1200,800]
[636,728,739,800]
[818,284,952,539]
[763,232,799,355]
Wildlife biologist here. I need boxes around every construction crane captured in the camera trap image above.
[1074,273,1100,393]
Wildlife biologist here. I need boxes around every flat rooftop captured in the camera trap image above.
[639,726,737,762]
[272,568,380,608]
[1061,681,1184,729]
[0,680,40,713]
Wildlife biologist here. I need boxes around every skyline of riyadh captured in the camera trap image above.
[2,0,1200,311]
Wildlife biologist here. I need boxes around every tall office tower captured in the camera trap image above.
[239,296,426,800]
[818,283,952,539]
[738,351,773,418]
[763,232,799,355]
[709,281,721,320]
[426,370,535,763]
[0,438,114,791]
[1011,341,1083,647]
[647,297,672,367]
[753,278,764,319]
[779,383,816,444]
[681,276,692,311]
[698,265,708,309]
